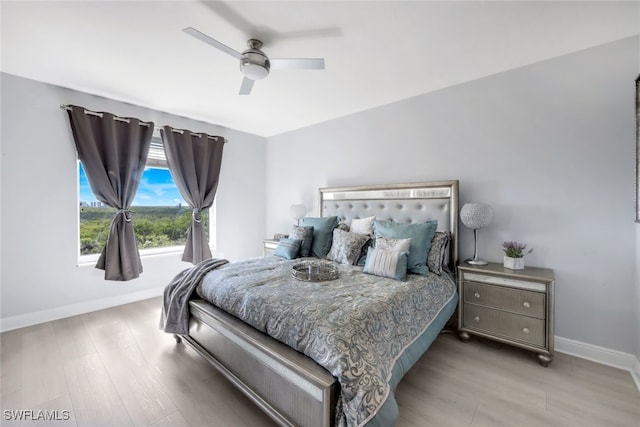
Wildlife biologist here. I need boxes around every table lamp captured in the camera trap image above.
[289,204,307,226]
[460,203,494,265]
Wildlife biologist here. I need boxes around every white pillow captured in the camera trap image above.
[375,236,411,252]
[363,248,409,281]
[350,216,376,235]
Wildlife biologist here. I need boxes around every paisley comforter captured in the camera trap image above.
[196,256,456,427]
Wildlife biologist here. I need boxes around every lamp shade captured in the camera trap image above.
[289,204,307,222]
[460,203,493,229]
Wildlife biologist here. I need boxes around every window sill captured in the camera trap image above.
[77,245,198,267]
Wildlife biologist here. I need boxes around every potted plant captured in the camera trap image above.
[502,241,533,270]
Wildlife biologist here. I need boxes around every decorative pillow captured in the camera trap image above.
[336,222,350,232]
[326,229,371,265]
[355,239,374,266]
[350,216,376,235]
[273,238,302,260]
[356,235,411,267]
[301,216,339,258]
[428,231,450,275]
[374,219,438,276]
[375,236,412,252]
[289,225,314,257]
[363,248,409,281]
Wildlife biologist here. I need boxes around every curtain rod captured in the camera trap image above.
[61,105,152,127]
[60,105,227,142]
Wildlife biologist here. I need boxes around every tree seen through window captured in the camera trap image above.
[79,164,209,256]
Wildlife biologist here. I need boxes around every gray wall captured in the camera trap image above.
[0,73,266,323]
[266,37,639,354]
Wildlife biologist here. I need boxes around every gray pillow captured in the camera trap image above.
[302,216,339,258]
[336,222,350,232]
[428,231,450,275]
[326,229,371,265]
[290,225,314,257]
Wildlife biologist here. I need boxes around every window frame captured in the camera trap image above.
[76,132,216,265]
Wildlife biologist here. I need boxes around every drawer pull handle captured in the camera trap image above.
[474,292,481,299]
[523,327,530,334]
[523,301,531,308]
[474,316,480,322]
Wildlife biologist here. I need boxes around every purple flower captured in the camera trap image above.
[502,241,533,258]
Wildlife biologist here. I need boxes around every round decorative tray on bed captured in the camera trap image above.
[291,261,339,282]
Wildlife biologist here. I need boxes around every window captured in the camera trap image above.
[78,135,215,258]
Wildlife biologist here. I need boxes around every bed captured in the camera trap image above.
[167,180,459,427]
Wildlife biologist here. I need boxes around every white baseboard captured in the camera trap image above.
[0,287,164,332]
[555,336,640,392]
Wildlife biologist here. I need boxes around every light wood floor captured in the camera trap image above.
[1,297,639,427]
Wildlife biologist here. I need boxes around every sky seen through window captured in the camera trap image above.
[79,164,187,207]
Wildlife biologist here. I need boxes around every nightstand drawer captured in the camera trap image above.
[463,304,545,347]
[463,281,545,319]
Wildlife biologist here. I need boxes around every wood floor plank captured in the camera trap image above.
[396,380,476,426]
[0,388,77,426]
[1,329,23,398]
[0,390,23,427]
[413,339,549,411]
[546,385,640,427]
[19,323,67,408]
[471,401,570,427]
[63,353,133,427]
[148,410,191,427]
[150,342,277,427]
[50,314,98,361]
[90,329,177,426]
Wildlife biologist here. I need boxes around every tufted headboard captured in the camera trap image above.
[320,180,459,270]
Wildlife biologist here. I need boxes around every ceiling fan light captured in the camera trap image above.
[240,50,270,80]
[242,62,269,80]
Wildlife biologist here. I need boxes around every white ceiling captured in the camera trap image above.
[1,1,638,137]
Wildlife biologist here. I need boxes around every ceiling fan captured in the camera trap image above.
[183,27,325,95]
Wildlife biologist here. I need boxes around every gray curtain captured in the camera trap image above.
[160,126,225,264]
[67,105,154,281]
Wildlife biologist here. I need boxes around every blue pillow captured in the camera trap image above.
[273,238,302,259]
[363,248,409,281]
[374,220,437,276]
[301,216,339,258]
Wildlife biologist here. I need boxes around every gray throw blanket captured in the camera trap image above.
[160,258,228,334]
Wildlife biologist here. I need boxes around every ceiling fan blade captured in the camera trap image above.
[182,27,242,60]
[270,58,325,70]
[239,76,255,95]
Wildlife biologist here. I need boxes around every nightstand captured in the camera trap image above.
[457,262,555,367]
[263,239,279,256]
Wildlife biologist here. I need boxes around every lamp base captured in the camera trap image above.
[465,258,489,266]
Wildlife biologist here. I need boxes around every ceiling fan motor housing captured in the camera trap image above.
[240,40,270,80]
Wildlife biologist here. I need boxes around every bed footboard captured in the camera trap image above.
[180,299,338,427]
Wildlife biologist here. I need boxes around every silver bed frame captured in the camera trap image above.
[176,180,459,427]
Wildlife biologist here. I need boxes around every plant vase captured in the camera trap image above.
[504,256,525,270]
